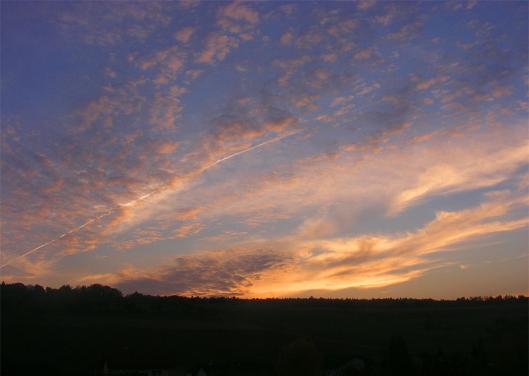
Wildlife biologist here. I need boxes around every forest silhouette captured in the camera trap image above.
[1,282,527,375]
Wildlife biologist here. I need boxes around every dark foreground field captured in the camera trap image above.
[1,283,527,376]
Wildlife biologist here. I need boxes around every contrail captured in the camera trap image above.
[0,130,300,269]
[0,210,113,269]
[205,130,300,170]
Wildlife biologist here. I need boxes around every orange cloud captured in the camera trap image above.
[389,139,529,215]
[79,189,528,298]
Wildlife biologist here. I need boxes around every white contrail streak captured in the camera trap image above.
[0,210,113,269]
[0,130,300,269]
[205,130,300,170]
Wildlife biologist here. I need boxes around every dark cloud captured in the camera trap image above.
[115,250,288,296]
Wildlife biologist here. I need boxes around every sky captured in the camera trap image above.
[1,0,528,298]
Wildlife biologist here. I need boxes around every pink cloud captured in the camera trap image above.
[196,33,238,64]
[415,75,450,90]
[353,48,375,61]
[218,1,259,24]
[174,26,194,43]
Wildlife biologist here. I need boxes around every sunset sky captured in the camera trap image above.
[1,0,528,298]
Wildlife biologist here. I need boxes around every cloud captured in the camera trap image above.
[172,222,204,238]
[280,30,294,45]
[389,139,529,215]
[110,248,288,296]
[353,48,375,61]
[196,33,239,64]
[179,122,527,244]
[218,1,259,25]
[292,93,320,111]
[415,75,450,91]
[273,55,312,86]
[78,189,528,297]
[138,47,185,73]
[357,0,377,11]
[386,17,425,41]
[374,14,393,26]
[148,85,186,128]
[216,1,260,40]
[155,141,179,154]
[204,103,300,150]
[252,191,528,297]
[174,26,194,43]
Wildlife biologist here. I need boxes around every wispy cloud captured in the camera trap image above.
[79,189,527,297]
